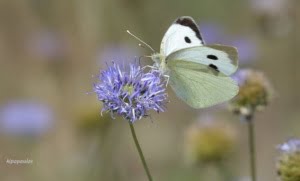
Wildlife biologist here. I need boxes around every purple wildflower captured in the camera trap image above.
[94,62,167,122]
[278,139,300,154]
[0,101,53,136]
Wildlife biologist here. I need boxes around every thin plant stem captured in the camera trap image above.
[129,122,153,181]
[291,0,300,106]
[247,118,257,181]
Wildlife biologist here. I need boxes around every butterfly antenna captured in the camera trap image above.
[126,30,155,53]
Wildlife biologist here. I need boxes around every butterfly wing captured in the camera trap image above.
[168,60,239,108]
[157,17,239,108]
[160,16,204,57]
[166,45,238,76]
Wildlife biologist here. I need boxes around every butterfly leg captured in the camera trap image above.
[141,65,169,86]
[164,74,170,87]
[142,65,159,71]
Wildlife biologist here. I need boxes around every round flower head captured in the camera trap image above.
[0,101,53,136]
[230,69,274,119]
[94,62,167,122]
[185,119,237,164]
[277,138,300,181]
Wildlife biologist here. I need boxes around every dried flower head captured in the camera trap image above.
[250,0,292,37]
[94,62,167,122]
[277,139,300,181]
[230,69,274,119]
[185,119,237,164]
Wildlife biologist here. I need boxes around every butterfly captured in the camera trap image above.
[128,16,239,108]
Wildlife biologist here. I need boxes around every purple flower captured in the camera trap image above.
[278,138,300,154]
[0,101,53,136]
[94,62,167,122]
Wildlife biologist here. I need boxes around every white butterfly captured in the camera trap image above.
[129,16,239,108]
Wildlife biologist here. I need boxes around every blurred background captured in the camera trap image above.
[0,0,299,180]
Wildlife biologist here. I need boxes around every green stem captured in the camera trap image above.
[129,122,153,181]
[247,118,257,181]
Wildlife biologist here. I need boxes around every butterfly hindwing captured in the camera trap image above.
[168,61,239,108]
[160,16,204,57]
[166,45,238,76]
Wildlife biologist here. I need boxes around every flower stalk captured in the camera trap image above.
[231,69,274,181]
[129,122,153,181]
[247,117,257,181]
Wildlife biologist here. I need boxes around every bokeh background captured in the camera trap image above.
[0,0,299,180]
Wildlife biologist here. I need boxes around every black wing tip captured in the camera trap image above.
[174,16,203,41]
[174,16,195,23]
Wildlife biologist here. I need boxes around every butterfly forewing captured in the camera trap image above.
[160,16,204,57]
